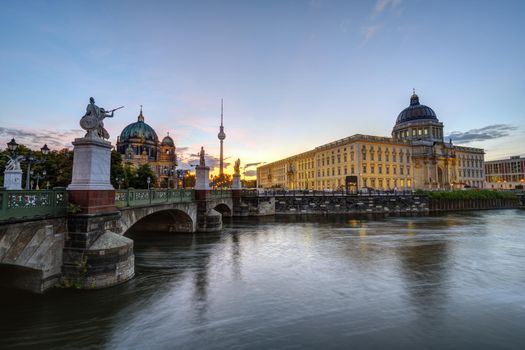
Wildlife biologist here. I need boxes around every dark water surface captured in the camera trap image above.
[1,210,525,349]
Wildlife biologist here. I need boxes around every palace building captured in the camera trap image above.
[485,156,525,190]
[257,91,485,190]
[116,107,177,186]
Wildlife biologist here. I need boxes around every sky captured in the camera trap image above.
[1,0,524,176]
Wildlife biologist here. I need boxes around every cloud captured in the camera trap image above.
[362,24,382,42]
[244,170,257,177]
[0,127,83,150]
[339,18,351,33]
[446,124,518,144]
[374,0,401,13]
[244,162,264,168]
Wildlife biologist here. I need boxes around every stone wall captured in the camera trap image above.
[429,198,519,211]
[273,195,428,215]
[235,196,276,216]
[0,218,66,293]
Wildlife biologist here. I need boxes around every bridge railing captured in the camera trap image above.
[115,188,194,208]
[0,188,68,222]
[210,189,232,199]
[242,189,416,197]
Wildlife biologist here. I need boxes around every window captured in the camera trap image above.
[371,166,375,174]
[378,165,382,174]
[351,166,355,174]
[362,165,367,174]
[400,166,404,175]
[386,166,390,174]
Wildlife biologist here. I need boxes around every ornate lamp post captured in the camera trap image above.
[163,166,175,189]
[7,138,18,152]
[31,169,47,190]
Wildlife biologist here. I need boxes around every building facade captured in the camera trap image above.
[257,92,485,190]
[116,108,177,186]
[485,156,525,189]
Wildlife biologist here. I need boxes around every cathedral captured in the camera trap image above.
[116,107,177,186]
[257,91,485,190]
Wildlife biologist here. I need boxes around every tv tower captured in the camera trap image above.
[217,98,226,177]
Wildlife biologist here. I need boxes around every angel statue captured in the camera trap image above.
[234,158,241,176]
[80,97,124,139]
[5,155,24,171]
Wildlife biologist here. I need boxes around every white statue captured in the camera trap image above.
[5,155,24,171]
[80,97,123,139]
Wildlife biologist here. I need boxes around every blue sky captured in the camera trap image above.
[1,0,524,174]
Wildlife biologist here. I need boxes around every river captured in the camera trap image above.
[1,210,525,349]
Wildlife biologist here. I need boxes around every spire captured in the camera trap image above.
[221,98,224,127]
[138,105,144,122]
[410,89,419,106]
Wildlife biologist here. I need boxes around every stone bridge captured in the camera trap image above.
[0,188,235,293]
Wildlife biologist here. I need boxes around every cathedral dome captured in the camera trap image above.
[119,109,159,143]
[161,133,175,147]
[395,91,438,125]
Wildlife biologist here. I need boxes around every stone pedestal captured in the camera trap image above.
[67,136,116,214]
[3,169,23,190]
[195,165,210,190]
[232,174,242,190]
[63,135,133,290]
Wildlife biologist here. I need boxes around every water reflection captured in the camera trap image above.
[1,210,525,349]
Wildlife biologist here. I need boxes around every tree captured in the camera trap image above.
[128,164,156,189]
[211,173,232,188]
[110,151,125,189]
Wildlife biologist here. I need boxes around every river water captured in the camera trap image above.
[1,210,525,349]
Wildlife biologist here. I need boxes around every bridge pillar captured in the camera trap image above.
[62,135,134,289]
[194,160,222,232]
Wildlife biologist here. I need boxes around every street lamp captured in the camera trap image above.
[7,138,18,152]
[32,170,47,190]
[41,144,50,155]
[163,166,175,189]
[116,177,123,189]
[147,176,151,190]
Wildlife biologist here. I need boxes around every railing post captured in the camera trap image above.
[0,188,7,219]
[126,188,130,207]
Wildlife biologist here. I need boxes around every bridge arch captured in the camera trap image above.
[213,203,232,217]
[125,209,194,235]
[118,203,197,235]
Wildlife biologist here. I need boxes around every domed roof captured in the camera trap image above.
[119,108,159,143]
[395,91,438,125]
[161,133,174,147]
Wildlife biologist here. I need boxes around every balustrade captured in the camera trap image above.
[0,188,67,221]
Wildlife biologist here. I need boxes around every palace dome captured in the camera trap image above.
[395,91,438,125]
[161,134,174,147]
[119,109,159,143]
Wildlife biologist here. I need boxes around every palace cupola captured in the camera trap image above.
[392,90,444,143]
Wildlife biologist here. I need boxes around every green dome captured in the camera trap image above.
[119,110,159,143]
[161,134,175,147]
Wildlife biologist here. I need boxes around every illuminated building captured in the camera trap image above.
[257,91,485,190]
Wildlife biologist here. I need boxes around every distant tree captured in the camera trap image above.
[1,144,73,189]
[184,173,196,188]
[211,173,232,188]
[129,164,157,189]
[110,151,125,189]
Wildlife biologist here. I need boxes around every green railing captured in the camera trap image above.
[0,188,68,222]
[210,189,232,199]
[115,188,195,208]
